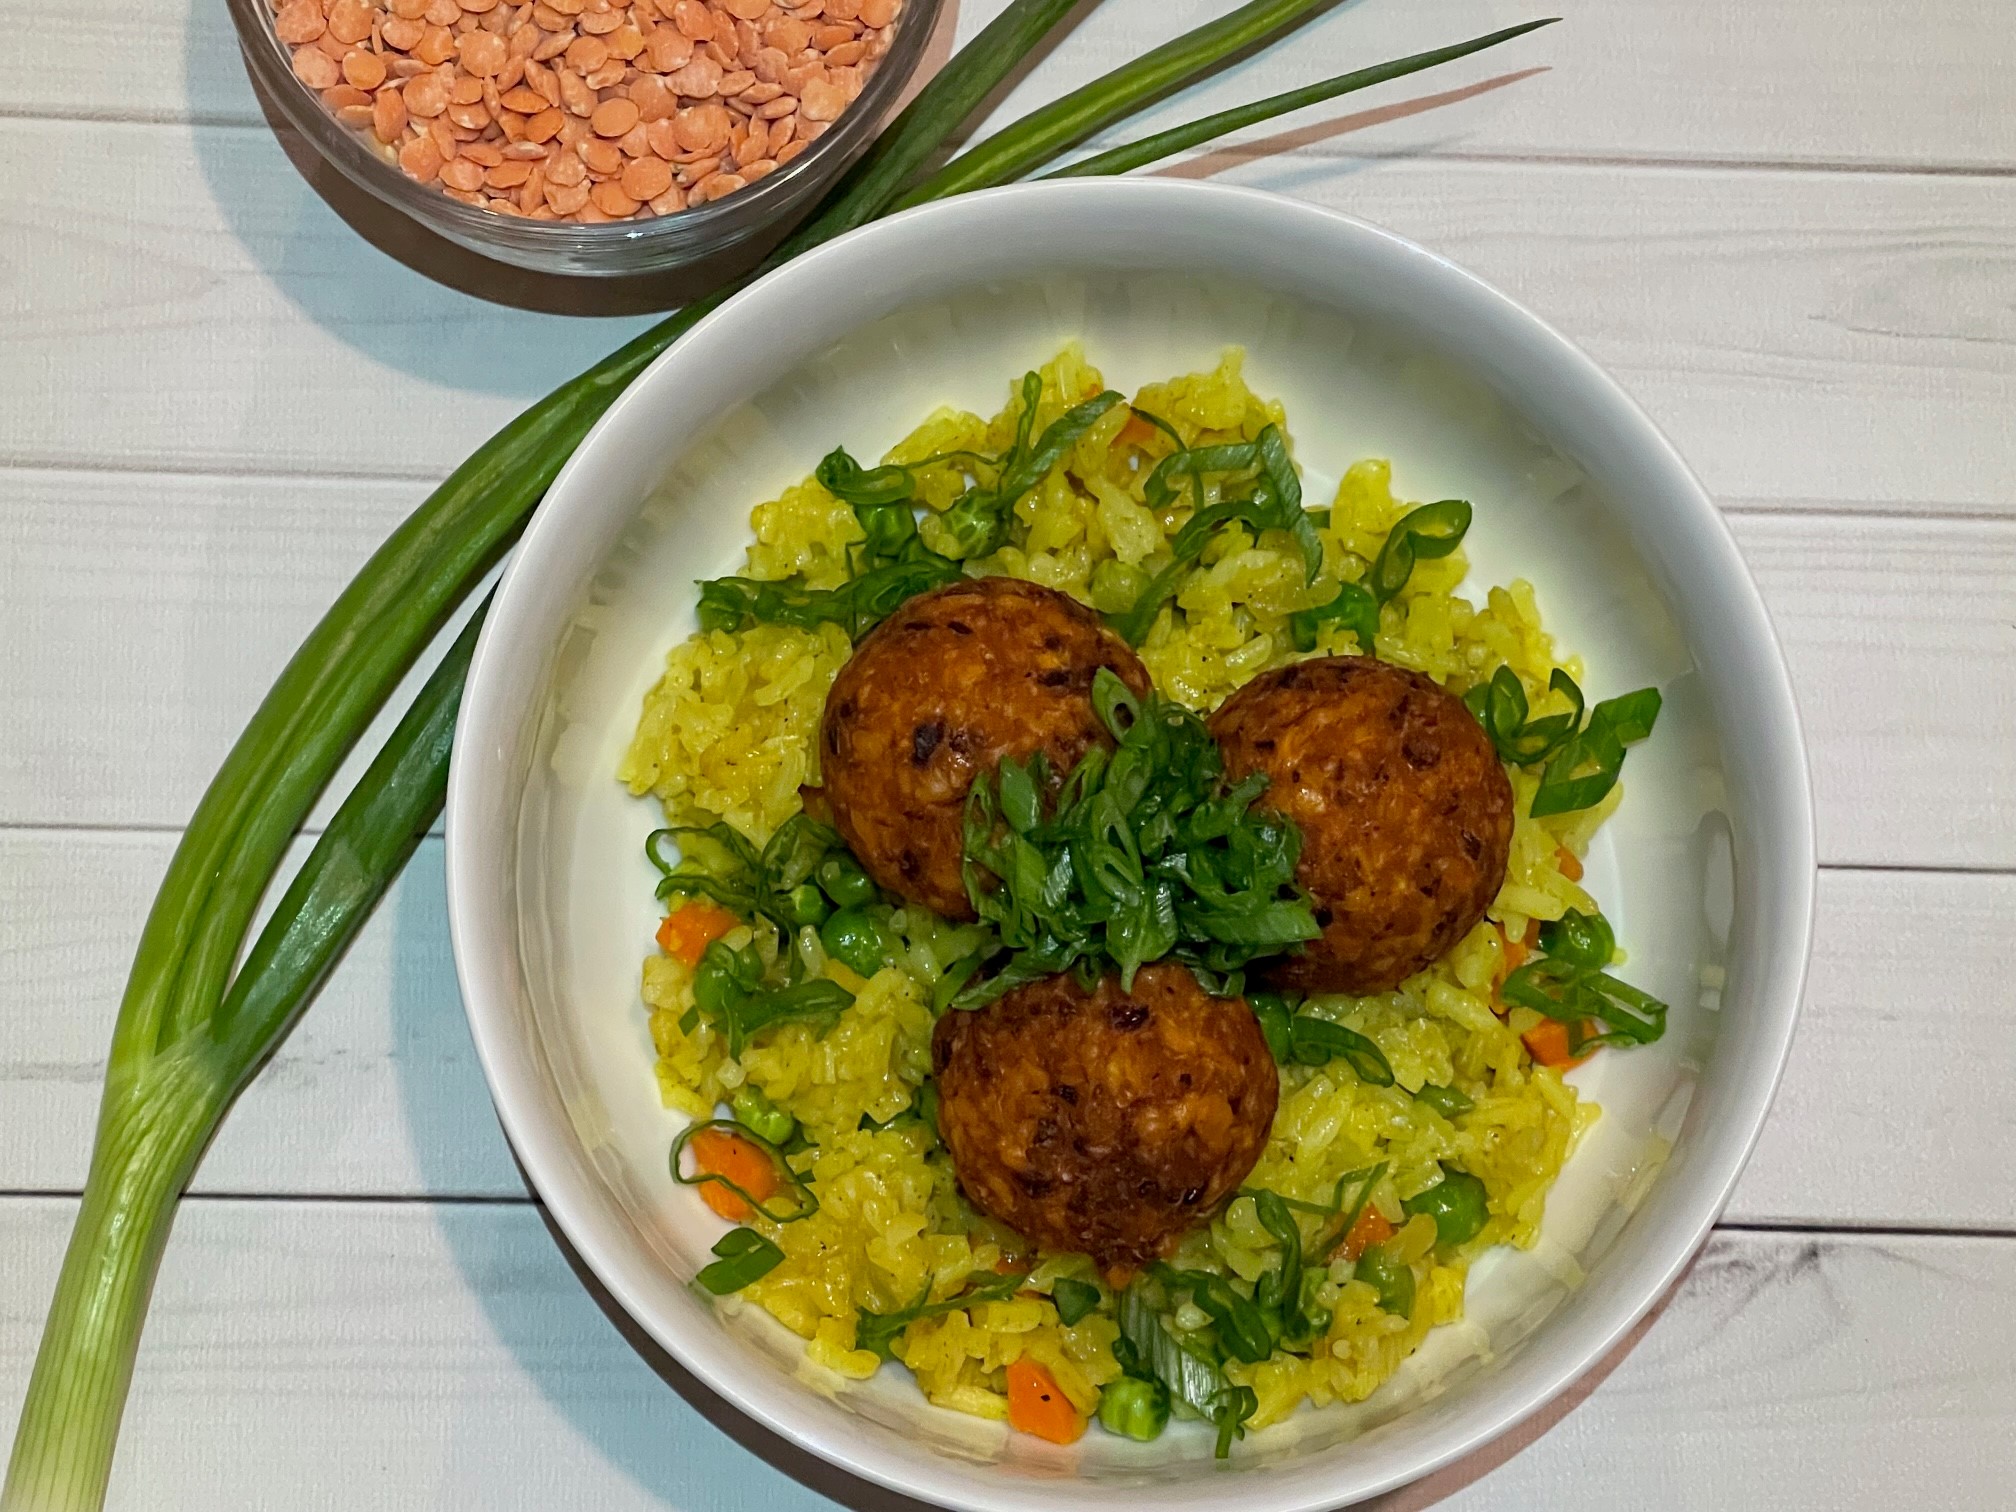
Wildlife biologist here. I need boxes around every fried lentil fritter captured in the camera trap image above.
[1210,655,1513,994]
[819,577,1151,919]
[931,964,1278,1267]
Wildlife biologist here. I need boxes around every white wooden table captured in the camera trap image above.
[5,2,2015,1506]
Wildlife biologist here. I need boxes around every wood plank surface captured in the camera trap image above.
[2,120,2012,508]
[8,467,2014,865]
[4,0,2013,174]
[2,832,2006,1231]
[2,1199,2010,1510]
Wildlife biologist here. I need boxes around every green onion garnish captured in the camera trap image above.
[695,1228,788,1295]
[1464,665,1586,766]
[688,939,855,1060]
[671,1118,821,1225]
[1501,957,1668,1053]
[1249,991,1395,1085]
[854,1269,1032,1361]
[1110,422,1319,644]
[1528,686,1663,817]
[1368,498,1473,604]
[1050,1277,1103,1326]
[1113,1283,1258,1459]
[954,668,1318,1008]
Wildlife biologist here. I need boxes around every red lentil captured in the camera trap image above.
[270,0,902,223]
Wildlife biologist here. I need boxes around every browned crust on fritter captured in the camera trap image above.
[931,965,1278,1266]
[1209,655,1514,995]
[819,577,1151,919]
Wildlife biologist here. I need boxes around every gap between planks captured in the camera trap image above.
[7,104,2016,183]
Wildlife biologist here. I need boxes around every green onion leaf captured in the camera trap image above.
[1501,956,1668,1052]
[937,384,1125,558]
[1114,1284,1257,1460]
[1287,581,1378,654]
[957,670,1318,1003]
[855,1269,1030,1361]
[695,1228,786,1295]
[1051,1277,1102,1326]
[1528,685,1660,817]
[671,1118,821,1224]
[1150,1264,1274,1364]
[692,939,854,1059]
[1046,20,1563,182]
[1248,990,1394,1085]
[816,445,915,509]
[1594,686,1663,744]
[1288,1016,1395,1085]
[1414,1084,1474,1120]
[1464,665,1587,766]
[1368,499,1472,604]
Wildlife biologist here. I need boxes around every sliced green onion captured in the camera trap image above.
[1288,580,1378,653]
[1464,665,1586,766]
[1051,1277,1102,1326]
[1368,498,1472,604]
[1414,1083,1474,1120]
[1113,1284,1256,1459]
[1501,957,1668,1052]
[1529,686,1662,817]
[855,1269,1030,1361]
[1249,991,1395,1085]
[695,1228,787,1294]
[671,1119,820,1224]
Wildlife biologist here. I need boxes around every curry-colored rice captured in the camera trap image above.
[620,345,1610,1433]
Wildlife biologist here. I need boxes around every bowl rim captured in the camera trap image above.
[446,176,1817,1510]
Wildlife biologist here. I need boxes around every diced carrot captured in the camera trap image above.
[1112,413,1157,451]
[995,1255,1026,1276]
[688,1127,780,1222]
[1491,923,1531,1011]
[1522,917,1542,949]
[1522,1018,1596,1071]
[1006,1357,1085,1445]
[1102,1262,1139,1291]
[656,899,739,967]
[1337,1206,1395,1261]
[1555,845,1584,883]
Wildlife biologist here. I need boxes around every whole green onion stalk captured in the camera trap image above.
[1,6,1555,1507]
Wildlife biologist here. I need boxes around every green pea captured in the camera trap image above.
[816,853,878,909]
[1538,908,1614,968]
[1414,1084,1473,1120]
[1096,1377,1169,1442]
[1089,558,1150,615]
[1402,1167,1489,1249]
[1353,1244,1416,1320]
[780,882,830,928]
[821,907,891,976]
[729,1085,796,1147]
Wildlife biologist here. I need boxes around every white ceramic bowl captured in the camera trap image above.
[446,178,1815,1511]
